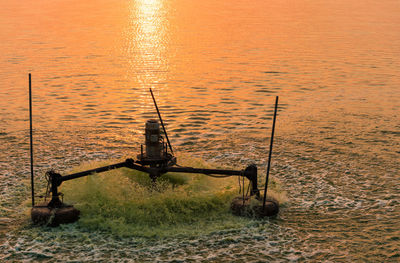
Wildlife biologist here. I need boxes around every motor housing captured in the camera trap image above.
[137,119,175,167]
[145,119,162,159]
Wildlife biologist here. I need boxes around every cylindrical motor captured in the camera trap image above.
[145,119,162,159]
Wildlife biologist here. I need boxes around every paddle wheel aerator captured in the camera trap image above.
[28,74,279,226]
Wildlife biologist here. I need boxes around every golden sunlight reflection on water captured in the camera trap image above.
[128,0,169,86]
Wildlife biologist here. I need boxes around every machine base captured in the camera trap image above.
[231,196,279,218]
[31,203,80,227]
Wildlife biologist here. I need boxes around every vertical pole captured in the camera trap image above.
[263,96,279,211]
[29,73,35,207]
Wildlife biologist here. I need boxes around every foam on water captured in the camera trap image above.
[25,155,284,238]
[1,156,288,262]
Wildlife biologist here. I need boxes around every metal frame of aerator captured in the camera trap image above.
[43,88,261,208]
[45,159,260,208]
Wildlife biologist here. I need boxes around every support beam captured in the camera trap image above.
[29,73,35,207]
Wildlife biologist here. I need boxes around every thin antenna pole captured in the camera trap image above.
[149,88,174,154]
[263,96,279,211]
[29,73,35,207]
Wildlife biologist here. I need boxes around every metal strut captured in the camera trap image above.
[149,88,174,155]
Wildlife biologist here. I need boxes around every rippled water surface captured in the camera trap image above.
[1,0,399,261]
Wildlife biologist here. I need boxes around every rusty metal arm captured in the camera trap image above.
[45,159,260,207]
[164,165,260,197]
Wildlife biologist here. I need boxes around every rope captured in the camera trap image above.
[245,180,251,197]
[44,171,52,201]
[238,174,241,194]
[242,174,245,205]
[205,174,233,178]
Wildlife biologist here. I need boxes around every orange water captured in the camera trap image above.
[0,0,399,261]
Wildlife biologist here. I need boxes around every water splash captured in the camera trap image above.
[59,155,284,237]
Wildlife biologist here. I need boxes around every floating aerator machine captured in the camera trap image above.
[28,74,279,226]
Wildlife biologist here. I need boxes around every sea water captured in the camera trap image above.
[0,0,399,261]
